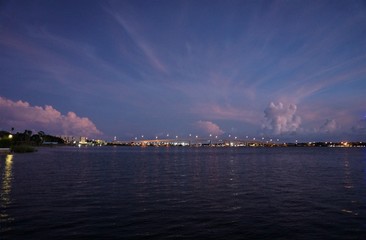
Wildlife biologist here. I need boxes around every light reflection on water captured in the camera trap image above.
[341,152,359,216]
[0,154,13,222]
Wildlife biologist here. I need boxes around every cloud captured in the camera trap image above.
[0,96,101,137]
[319,119,337,133]
[191,103,260,125]
[107,9,167,74]
[263,102,301,134]
[351,118,366,134]
[195,120,224,135]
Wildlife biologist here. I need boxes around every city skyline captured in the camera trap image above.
[1,0,366,142]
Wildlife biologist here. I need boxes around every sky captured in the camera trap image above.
[1,0,366,142]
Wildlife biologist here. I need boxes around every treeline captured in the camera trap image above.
[0,130,64,148]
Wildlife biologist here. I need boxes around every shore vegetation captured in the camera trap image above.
[0,129,64,153]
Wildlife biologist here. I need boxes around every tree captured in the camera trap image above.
[24,130,32,143]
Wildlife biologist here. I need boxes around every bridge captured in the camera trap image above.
[111,138,271,147]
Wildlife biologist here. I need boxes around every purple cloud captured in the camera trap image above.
[0,96,101,137]
[319,119,337,133]
[352,119,366,134]
[195,121,224,136]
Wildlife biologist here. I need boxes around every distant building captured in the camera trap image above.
[79,137,87,145]
[60,135,76,144]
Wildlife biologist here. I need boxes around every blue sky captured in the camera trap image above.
[1,0,365,142]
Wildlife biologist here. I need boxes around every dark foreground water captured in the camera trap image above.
[1,146,366,239]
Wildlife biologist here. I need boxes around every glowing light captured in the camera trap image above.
[8,134,13,139]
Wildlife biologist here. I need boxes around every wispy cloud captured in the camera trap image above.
[0,96,101,137]
[319,119,337,133]
[191,103,260,125]
[352,119,366,134]
[277,55,366,104]
[107,8,168,74]
[0,26,140,101]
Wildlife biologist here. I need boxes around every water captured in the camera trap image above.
[1,146,366,239]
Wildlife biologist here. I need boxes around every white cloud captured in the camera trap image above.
[263,102,301,134]
[195,120,224,135]
[0,96,101,137]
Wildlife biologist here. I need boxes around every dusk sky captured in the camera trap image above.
[1,0,366,142]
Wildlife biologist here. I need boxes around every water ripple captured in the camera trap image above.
[1,147,366,239]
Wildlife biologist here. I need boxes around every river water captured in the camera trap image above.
[1,146,366,239]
